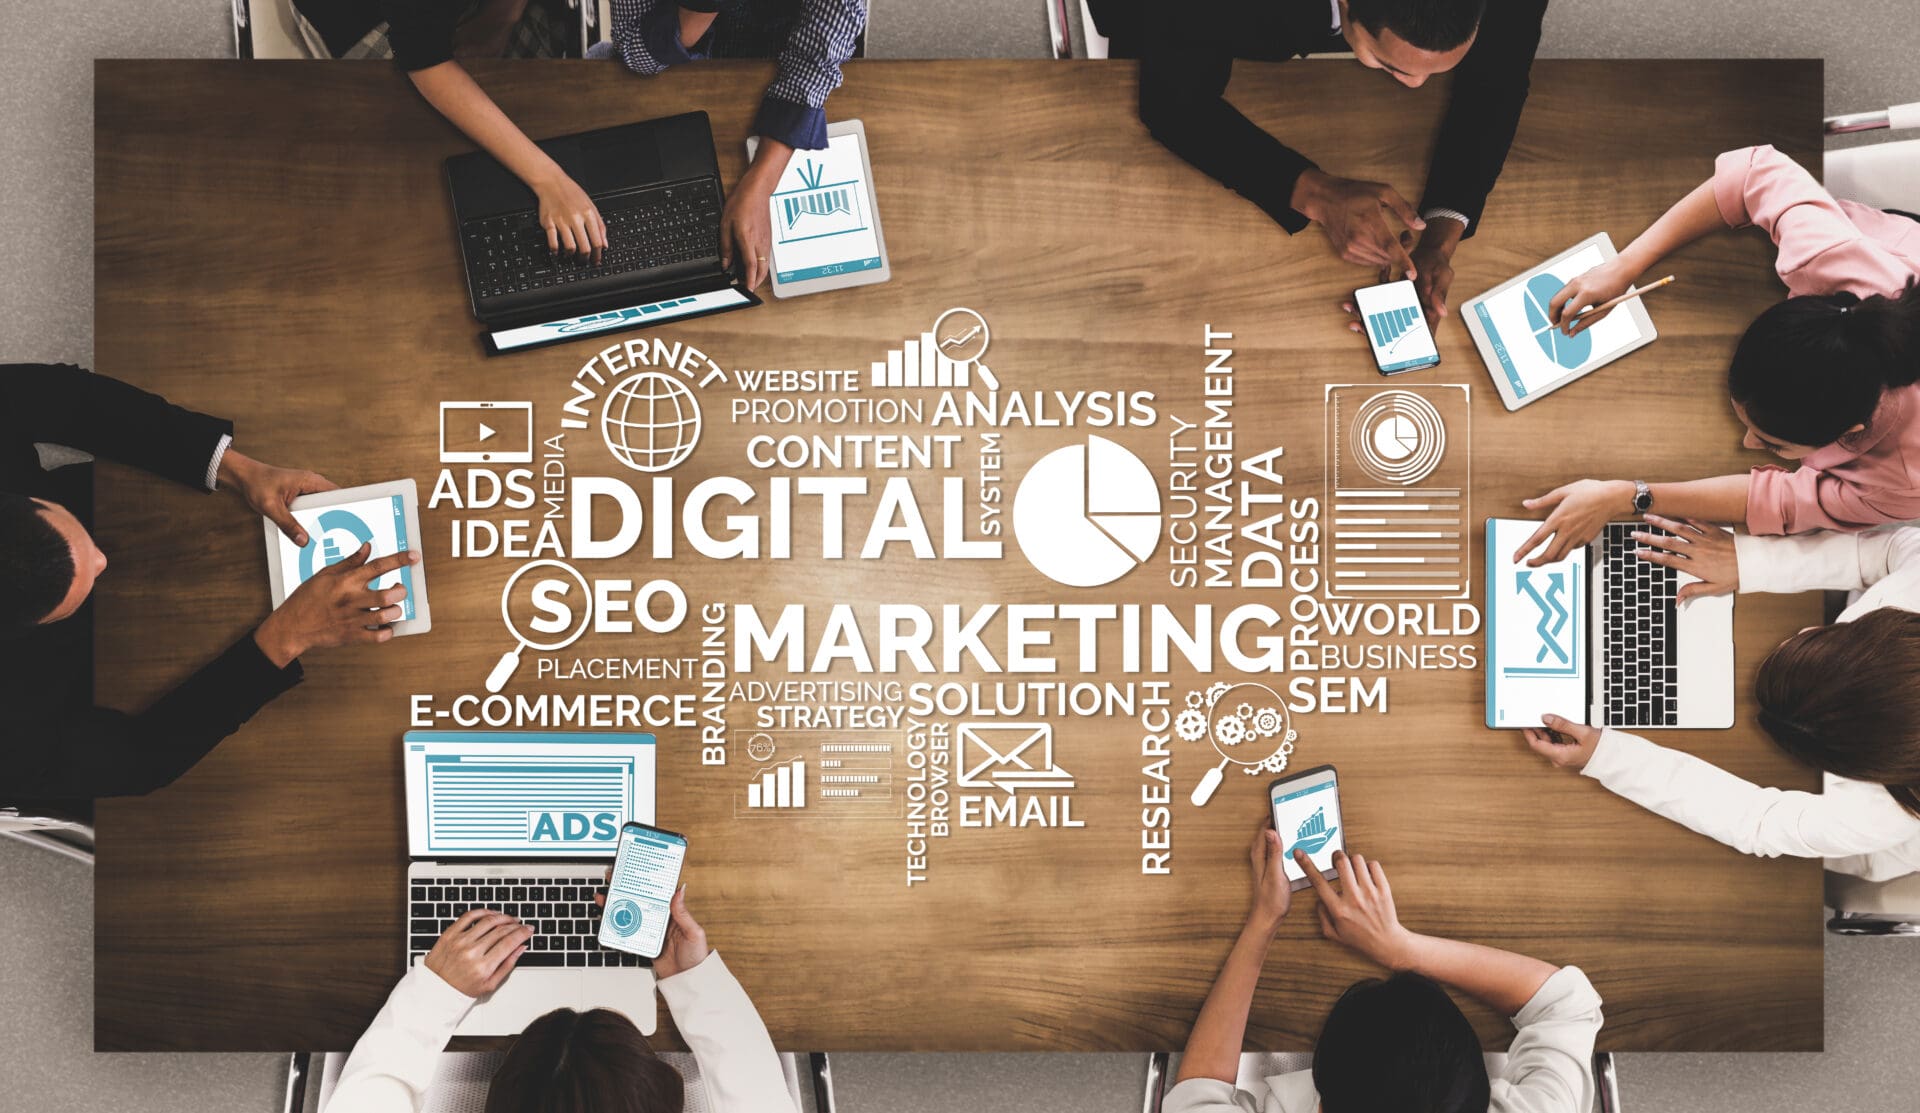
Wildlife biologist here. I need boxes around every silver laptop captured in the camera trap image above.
[1485,519,1734,730]
[402,730,658,1036]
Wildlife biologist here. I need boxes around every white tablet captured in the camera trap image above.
[1462,233,1658,411]
[746,119,891,298]
[262,479,430,637]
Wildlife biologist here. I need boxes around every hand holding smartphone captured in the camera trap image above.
[598,822,688,959]
[1353,279,1440,375]
[1269,764,1344,891]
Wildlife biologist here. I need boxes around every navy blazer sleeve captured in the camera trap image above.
[1417,0,1547,235]
[0,362,230,490]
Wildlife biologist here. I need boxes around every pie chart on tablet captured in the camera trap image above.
[1522,272,1593,369]
[1012,435,1161,587]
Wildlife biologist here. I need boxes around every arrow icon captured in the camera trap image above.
[477,423,495,442]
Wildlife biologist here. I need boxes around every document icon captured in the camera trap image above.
[956,723,1074,793]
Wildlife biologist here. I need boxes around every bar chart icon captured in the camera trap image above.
[746,759,807,809]
[1366,305,1423,352]
[871,332,975,388]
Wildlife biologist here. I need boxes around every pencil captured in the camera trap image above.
[1535,275,1676,335]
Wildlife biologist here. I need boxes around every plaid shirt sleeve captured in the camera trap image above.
[756,0,866,150]
[611,0,704,75]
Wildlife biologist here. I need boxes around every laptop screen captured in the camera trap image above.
[1484,518,1588,728]
[488,287,753,353]
[403,731,656,858]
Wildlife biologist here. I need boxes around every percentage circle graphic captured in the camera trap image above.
[1350,390,1446,486]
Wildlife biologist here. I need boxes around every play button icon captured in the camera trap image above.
[477,423,496,442]
[439,401,532,463]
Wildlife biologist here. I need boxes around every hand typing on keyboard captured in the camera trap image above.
[422,909,533,998]
[1630,514,1740,602]
[533,171,606,264]
[1520,715,1603,770]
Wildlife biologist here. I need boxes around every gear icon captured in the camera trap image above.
[1174,708,1208,742]
[1235,702,1254,721]
[1214,716,1248,746]
[1252,708,1283,737]
[1251,750,1290,775]
[1204,681,1229,708]
[1279,739,1295,757]
[1184,690,1204,710]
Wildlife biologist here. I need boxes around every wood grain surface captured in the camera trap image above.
[92,58,1825,1053]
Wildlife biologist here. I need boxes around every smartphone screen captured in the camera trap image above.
[1269,765,1343,888]
[597,822,688,958]
[1353,280,1440,374]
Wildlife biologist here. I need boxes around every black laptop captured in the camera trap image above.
[446,111,761,355]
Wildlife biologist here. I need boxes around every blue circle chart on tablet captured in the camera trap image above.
[1522,272,1593,369]
[608,899,642,937]
[296,508,378,580]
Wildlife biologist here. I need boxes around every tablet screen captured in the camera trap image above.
[1485,518,1587,727]
[1471,242,1650,401]
[767,132,884,285]
[488,287,753,353]
[275,493,416,619]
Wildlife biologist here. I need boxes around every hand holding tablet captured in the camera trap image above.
[261,480,431,655]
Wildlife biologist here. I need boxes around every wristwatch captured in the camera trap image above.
[1631,479,1653,514]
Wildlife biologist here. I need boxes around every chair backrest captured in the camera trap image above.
[314,1047,807,1112]
[1171,1050,1514,1092]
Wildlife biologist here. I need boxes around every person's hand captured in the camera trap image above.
[1245,816,1293,936]
[1342,227,1462,339]
[217,449,336,546]
[253,544,419,667]
[653,887,709,979]
[533,171,606,263]
[423,910,533,998]
[1513,479,1637,566]
[1522,715,1603,770]
[1292,169,1425,274]
[721,140,791,292]
[1547,257,1636,337]
[1297,850,1416,970]
[1632,514,1739,601]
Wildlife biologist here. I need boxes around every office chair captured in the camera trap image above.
[0,807,95,867]
[1140,1051,1621,1113]
[285,1047,834,1112]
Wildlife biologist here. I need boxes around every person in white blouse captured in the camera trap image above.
[1524,514,1920,881]
[1166,819,1604,1113]
[322,887,796,1113]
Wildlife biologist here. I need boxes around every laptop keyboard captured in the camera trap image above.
[1599,521,1679,728]
[463,182,722,301]
[409,876,647,968]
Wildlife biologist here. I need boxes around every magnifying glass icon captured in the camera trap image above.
[485,559,595,694]
[1187,682,1297,807]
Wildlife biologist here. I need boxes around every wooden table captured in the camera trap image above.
[94,59,1825,1053]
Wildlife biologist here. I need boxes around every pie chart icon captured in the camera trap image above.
[1012,435,1161,587]
[1350,390,1446,486]
[1523,272,1593,369]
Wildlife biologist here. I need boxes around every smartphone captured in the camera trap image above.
[1269,764,1344,891]
[1353,279,1440,375]
[596,821,688,958]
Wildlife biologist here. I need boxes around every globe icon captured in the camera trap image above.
[601,371,702,473]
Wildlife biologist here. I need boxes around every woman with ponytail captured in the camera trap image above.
[1522,521,1920,881]
[1509,144,1920,566]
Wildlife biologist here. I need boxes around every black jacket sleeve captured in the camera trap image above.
[1137,40,1319,234]
[0,363,231,491]
[2,633,302,799]
[383,0,459,72]
[1417,0,1547,236]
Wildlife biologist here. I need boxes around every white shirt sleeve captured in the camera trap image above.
[321,964,475,1113]
[203,432,232,491]
[1734,527,1919,595]
[1583,729,1920,860]
[657,951,798,1113]
[1163,1077,1271,1113]
[1492,966,1604,1113]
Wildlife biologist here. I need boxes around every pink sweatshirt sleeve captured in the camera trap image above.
[1747,464,1920,534]
[1712,145,1916,298]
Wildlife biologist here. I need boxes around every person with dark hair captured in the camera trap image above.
[1,363,418,802]
[1513,145,1920,566]
[325,887,794,1113]
[1524,519,1920,881]
[1090,0,1547,330]
[1166,821,1603,1113]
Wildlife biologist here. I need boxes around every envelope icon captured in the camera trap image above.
[956,723,1075,794]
